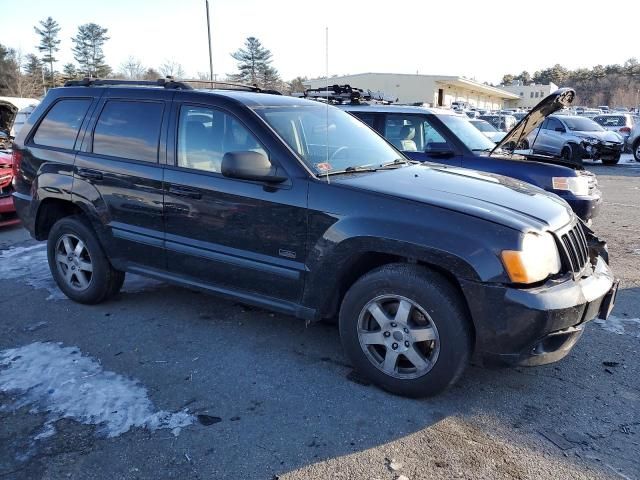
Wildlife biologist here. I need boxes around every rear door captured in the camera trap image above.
[162,100,308,303]
[74,89,171,270]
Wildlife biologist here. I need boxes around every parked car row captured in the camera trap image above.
[10,80,617,398]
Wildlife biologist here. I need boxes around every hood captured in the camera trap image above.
[0,101,18,135]
[333,164,573,232]
[491,87,576,155]
[570,129,623,143]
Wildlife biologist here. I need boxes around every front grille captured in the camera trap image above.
[557,222,589,275]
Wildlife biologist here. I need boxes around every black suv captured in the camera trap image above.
[12,79,618,397]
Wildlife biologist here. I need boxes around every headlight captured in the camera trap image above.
[582,137,598,145]
[552,176,590,196]
[501,232,561,284]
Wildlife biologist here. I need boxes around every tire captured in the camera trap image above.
[338,263,472,397]
[602,154,621,166]
[560,146,572,160]
[634,140,640,162]
[47,215,123,304]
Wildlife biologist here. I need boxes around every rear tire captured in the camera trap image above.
[634,140,640,162]
[338,263,472,397]
[47,215,123,304]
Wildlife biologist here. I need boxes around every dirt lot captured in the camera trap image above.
[1,157,639,480]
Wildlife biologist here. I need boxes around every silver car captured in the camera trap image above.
[525,115,624,165]
[593,114,635,152]
[628,122,640,161]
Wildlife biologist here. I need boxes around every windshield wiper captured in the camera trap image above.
[377,158,412,169]
[321,165,379,176]
[471,148,492,152]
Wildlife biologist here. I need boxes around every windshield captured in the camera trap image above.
[562,117,604,132]
[254,105,401,174]
[471,120,497,133]
[439,114,496,151]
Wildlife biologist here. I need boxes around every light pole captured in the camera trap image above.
[205,0,214,82]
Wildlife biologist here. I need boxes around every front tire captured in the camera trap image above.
[602,154,621,165]
[47,215,124,304]
[339,264,472,397]
[634,140,640,162]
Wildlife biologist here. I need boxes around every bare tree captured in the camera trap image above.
[119,56,146,79]
[159,60,185,79]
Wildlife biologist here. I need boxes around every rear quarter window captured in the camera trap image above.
[92,101,164,162]
[32,99,92,150]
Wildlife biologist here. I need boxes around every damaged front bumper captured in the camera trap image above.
[461,233,617,367]
[581,140,623,161]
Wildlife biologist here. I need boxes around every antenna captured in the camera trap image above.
[325,26,330,184]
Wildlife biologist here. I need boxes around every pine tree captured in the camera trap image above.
[34,17,61,87]
[72,23,111,78]
[62,63,79,81]
[0,44,20,95]
[230,37,280,88]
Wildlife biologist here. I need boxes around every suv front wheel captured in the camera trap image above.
[339,263,472,397]
[47,216,125,304]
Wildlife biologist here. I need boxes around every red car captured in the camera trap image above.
[0,150,19,227]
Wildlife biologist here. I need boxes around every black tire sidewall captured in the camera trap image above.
[339,265,471,397]
[47,216,114,304]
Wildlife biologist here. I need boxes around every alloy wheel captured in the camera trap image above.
[357,295,440,380]
[54,233,94,291]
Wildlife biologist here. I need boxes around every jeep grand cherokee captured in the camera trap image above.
[11,79,617,397]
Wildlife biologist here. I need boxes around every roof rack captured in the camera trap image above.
[63,77,282,95]
[64,77,193,90]
[295,84,397,105]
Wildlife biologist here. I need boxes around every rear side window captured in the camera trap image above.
[93,101,163,162]
[32,99,92,150]
[594,116,625,127]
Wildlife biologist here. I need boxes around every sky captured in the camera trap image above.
[4,0,640,84]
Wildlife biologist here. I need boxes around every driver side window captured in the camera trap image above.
[383,114,446,152]
[177,106,266,173]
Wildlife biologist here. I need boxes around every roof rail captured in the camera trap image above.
[64,77,193,90]
[179,79,282,95]
[296,84,396,105]
[63,77,282,95]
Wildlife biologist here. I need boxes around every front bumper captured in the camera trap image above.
[582,141,623,160]
[0,194,19,227]
[555,191,601,222]
[462,255,616,366]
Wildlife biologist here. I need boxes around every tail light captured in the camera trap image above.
[619,127,631,134]
[11,149,22,178]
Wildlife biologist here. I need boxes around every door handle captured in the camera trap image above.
[168,185,202,199]
[77,168,103,181]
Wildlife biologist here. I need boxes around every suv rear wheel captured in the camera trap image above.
[47,216,125,304]
[339,263,471,397]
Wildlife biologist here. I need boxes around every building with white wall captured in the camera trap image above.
[304,73,519,109]
[500,82,558,108]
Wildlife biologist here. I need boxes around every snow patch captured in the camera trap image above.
[0,342,193,438]
[594,315,640,339]
[0,243,163,300]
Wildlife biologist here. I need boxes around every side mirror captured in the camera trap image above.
[221,151,287,183]
[555,127,566,133]
[425,142,455,157]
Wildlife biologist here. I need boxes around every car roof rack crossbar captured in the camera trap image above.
[295,84,396,105]
[64,77,193,90]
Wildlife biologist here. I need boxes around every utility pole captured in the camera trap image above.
[205,0,214,82]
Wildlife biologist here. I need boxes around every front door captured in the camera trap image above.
[163,102,308,303]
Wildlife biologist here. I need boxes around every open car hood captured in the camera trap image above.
[490,87,576,156]
[0,101,18,135]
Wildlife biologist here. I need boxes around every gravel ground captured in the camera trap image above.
[0,156,638,480]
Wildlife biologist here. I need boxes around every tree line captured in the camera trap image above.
[0,16,307,98]
[500,59,640,107]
